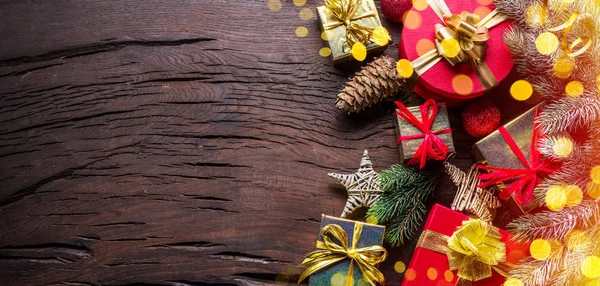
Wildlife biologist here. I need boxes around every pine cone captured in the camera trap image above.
[336,56,405,113]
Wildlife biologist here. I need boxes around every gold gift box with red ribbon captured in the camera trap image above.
[394,99,455,168]
[474,106,557,213]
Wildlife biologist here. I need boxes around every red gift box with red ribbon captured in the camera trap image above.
[399,0,514,105]
[474,106,558,212]
[394,99,455,168]
[401,204,530,286]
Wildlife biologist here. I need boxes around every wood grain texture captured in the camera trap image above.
[0,0,535,285]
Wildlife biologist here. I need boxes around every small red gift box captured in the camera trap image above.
[399,0,513,105]
[401,204,529,286]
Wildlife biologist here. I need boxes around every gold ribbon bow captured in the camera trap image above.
[298,223,388,286]
[410,0,508,90]
[323,0,377,49]
[538,0,593,70]
[417,219,513,285]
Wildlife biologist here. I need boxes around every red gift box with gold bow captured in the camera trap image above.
[401,204,530,285]
[399,0,514,105]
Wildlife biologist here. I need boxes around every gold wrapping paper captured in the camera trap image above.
[316,0,386,64]
[473,106,538,212]
[394,103,455,162]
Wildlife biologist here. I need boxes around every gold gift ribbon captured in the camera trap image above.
[417,219,514,285]
[298,222,388,286]
[408,0,508,90]
[323,0,377,49]
[541,0,592,58]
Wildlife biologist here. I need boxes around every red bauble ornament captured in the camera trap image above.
[380,0,413,23]
[461,99,501,138]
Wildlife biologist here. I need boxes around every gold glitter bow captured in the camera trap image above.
[298,223,388,286]
[323,0,377,49]
[410,0,508,90]
[417,219,513,285]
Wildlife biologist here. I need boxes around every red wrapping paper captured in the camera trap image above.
[399,0,513,104]
[401,204,529,286]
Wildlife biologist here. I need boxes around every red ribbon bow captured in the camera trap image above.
[395,99,452,168]
[477,108,557,205]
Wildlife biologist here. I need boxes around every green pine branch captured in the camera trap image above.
[366,164,438,247]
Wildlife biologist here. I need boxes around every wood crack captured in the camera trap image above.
[0,37,217,66]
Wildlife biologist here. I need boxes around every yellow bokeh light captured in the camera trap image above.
[441,38,461,58]
[413,0,428,11]
[356,279,370,286]
[591,166,600,184]
[474,6,492,18]
[565,229,588,251]
[553,137,574,157]
[416,38,435,56]
[351,42,367,61]
[596,74,600,91]
[530,239,552,260]
[554,57,575,79]
[587,181,600,199]
[299,8,313,20]
[403,10,422,30]
[319,47,332,57]
[295,26,308,37]
[504,278,525,286]
[452,74,474,96]
[444,270,454,282]
[331,272,351,286]
[321,31,328,41]
[564,185,583,206]
[585,279,600,286]
[394,261,406,273]
[536,32,560,55]
[582,256,600,279]
[510,80,534,101]
[546,184,567,211]
[397,59,414,78]
[267,0,282,11]
[427,268,438,280]
[293,0,306,6]
[477,0,493,5]
[565,81,584,98]
[405,268,417,281]
[372,27,391,46]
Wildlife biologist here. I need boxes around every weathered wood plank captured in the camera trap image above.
[0,0,535,285]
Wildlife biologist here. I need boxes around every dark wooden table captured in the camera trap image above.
[0,1,535,285]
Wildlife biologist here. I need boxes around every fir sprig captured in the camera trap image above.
[507,250,565,286]
[366,165,438,247]
[508,199,600,242]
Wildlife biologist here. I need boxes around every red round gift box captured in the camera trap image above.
[399,0,514,105]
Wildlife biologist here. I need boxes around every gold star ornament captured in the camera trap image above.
[328,150,383,218]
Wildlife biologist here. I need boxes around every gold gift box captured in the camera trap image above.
[473,106,538,213]
[316,0,387,64]
[394,102,455,163]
